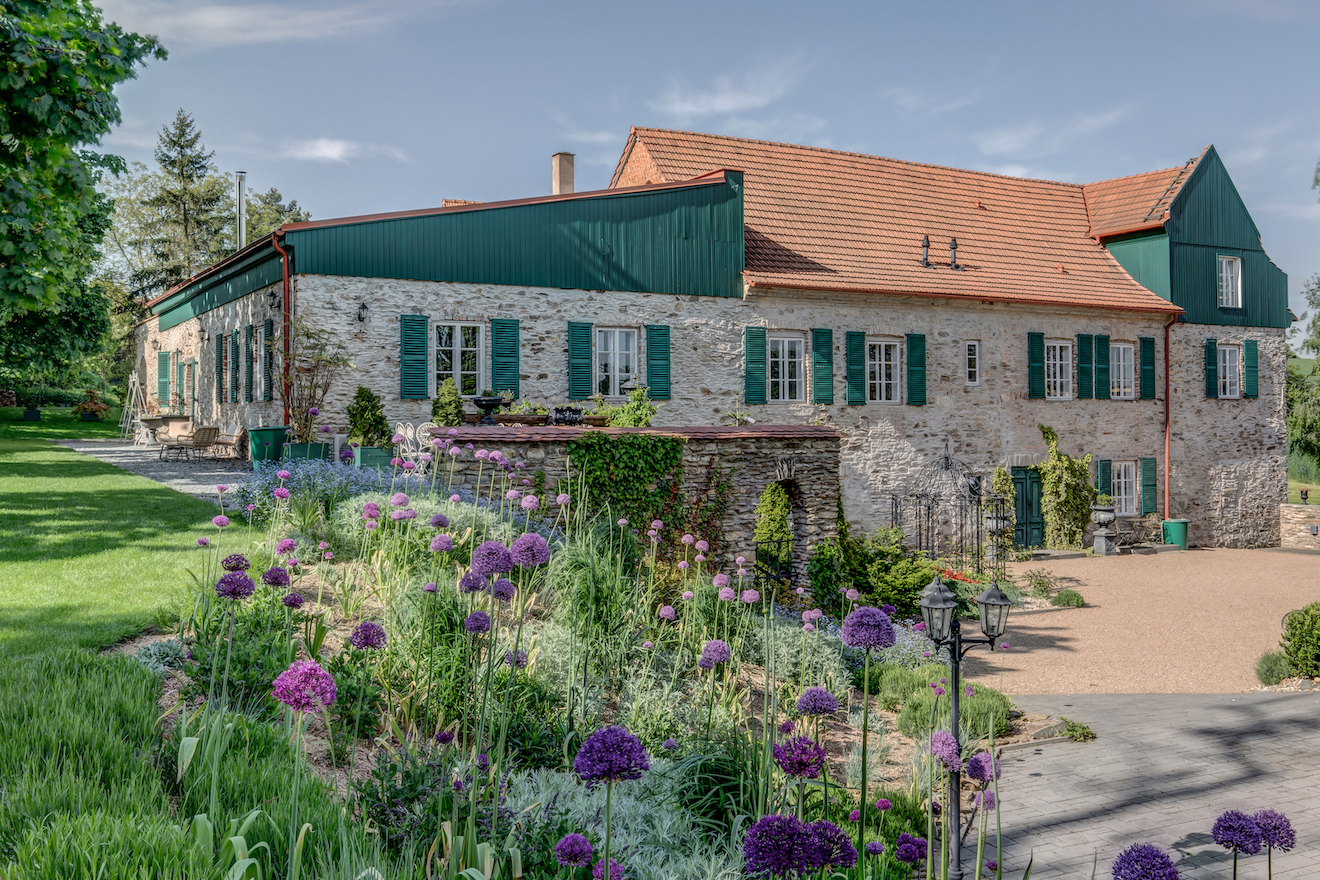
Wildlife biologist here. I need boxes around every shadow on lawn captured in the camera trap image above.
[0,601,160,658]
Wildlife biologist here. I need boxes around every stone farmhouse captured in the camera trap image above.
[135,129,1289,548]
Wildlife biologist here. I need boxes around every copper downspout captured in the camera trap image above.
[1163,315,1179,519]
[271,232,292,426]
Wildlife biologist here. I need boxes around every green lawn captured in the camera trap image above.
[0,405,124,441]
[0,437,221,657]
[1288,478,1320,504]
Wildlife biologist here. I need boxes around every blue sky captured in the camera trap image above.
[98,0,1320,325]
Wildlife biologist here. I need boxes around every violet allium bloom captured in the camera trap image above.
[286,557,299,567]
[521,495,538,510]
[677,561,689,571]
[430,534,454,553]
[718,587,736,601]
[967,751,1000,782]
[572,725,650,788]
[881,603,896,615]
[365,520,378,530]
[662,738,679,750]
[282,592,304,608]
[712,573,730,589]
[805,820,857,870]
[390,458,401,468]
[197,537,209,547]
[464,612,491,634]
[308,407,320,417]
[459,571,486,594]
[221,553,250,572]
[986,860,999,873]
[681,533,694,545]
[845,588,860,601]
[803,623,815,633]
[447,447,460,458]
[701,639,732,664]
[930,730,962,772]
[773,736,827,779]
[617,518,627,527]
[390,433,404,444]
[912,621,926,631]
[694,554,706,563]
[651,520,663,529]
[389,492,408,507]
[796,686,840,716]
[212,515,230,529]
[974,790,996,811]
[1254,809,1296,852]
[893,833,928,864]
[591,858,622,880]
[658,605,676,621]
[735,555,746,565]
[271,659,337,713]
[262,567,290,587]
[423,582,437,593]
[277,470,291,480]
[865,842,885,856]
[697,657,714,670]
[436,730,455,745]
[449,494,461,502]
[317,541,329,551]
[363,502,381,519]
[489,578,516,603]
[216,572,255,600]
[740,589,760,604]
[471,540,514,576]
[557,493,570,504]
[216,484,228,493]
[504,649,528,669]
[510,532,551,567]
[430,513,450,528]
[349,621,387,650]
[1111,843,1179,880]
[840,606,897,651]
[738,568,748,577]
[743,813,810,878]
[554,834,594,868]
[779,720,794,734]
[474,449,489,460]
[393,508,417,521]
[273,487,290,500]
[682,590,694,601]
[875,798,892,811]
[276,538,297,556]
[402,461,415,471]
[1212,810,1263,855]
[848,810,860,822]
[507,489,521,501]
[647,529,657,539]
[476,751,490,770]
[642,640,653,648]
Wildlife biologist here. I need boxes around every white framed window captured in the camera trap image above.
[1218,256,1242,308]
[768,335,804,402]
[1045,342,1073,400]
[596,328,637,397]
[965,341,981,386]
[1110,343,1135,400]
[1112,461,1138,517]
[1218,344,1242,399]
[437,323,483,397]
[867,340,902,403]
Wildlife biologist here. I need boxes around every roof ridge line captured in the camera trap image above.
[1082,156,1199,188]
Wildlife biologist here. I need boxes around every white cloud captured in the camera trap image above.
[650,58,810,122]
[282,138,407,162]
[884,85,978,117]
[975,107,1130,159]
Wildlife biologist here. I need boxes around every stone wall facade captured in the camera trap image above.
[1279,503,1320,550]
[134,274,1287,548]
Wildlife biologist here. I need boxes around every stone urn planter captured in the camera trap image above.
[1091,503,1117,556]
[1090,504,1117,527]
[471,396,505,426]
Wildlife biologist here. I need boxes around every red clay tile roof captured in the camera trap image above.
[1081,148,1205,239]
[611,127,1182,314]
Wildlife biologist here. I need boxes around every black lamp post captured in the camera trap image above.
[918,576,1014,880]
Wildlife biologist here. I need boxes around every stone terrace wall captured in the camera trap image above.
[1279,503,1320,550]
[440,424,840,582]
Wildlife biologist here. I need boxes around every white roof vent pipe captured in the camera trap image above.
[552,152,575,195]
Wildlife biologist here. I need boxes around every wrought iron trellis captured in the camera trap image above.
[753,538,793,590]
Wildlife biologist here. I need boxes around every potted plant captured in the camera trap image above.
[582,394,611,426]
[1090,493,1117,527]
[275,317,353,461]
[495,398,549,426]
[347,385,393,468]
[73,389,110,422]
[21,391,41,421]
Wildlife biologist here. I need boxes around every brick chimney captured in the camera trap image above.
[552,152,575,195]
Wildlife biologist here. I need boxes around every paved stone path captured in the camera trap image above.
[56,439,250,507]
[994,693,1320,879]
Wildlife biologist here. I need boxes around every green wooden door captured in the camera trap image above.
[1012,467,1044,549]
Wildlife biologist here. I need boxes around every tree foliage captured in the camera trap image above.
[245,187,310,241]
[0,0,164,311]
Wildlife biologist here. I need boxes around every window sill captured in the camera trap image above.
[866,399,903,406]
[1045,396,1073,402]
[1218,306,1246,314]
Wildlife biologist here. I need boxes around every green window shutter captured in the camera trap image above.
[567,321,593,400]
[175,352,183,404]
[1140,457,1157,515]
[1204,339,1219,399]
[157,351,170,403]
[491,318,520,398]
[744,327,767,405]
[1139,337,1156,400]
[645,325,671,400]
[1097,459,1112,498]
[1076,334,1094,400]
[1094,334,1110,400]
[230,330,239,403]
[399,314,429,399]
[845,331,865,405]
[215,334,223,404]
[1243,340,1259,398]
[264,318,274,401]
[187,362,195,419]
[810,328,834,404]
[906,333,926,406]
[1027,332,1045,399]
[244,325,253,402]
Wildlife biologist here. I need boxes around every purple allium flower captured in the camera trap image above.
[1000,642,1010,650]
[1111,843,1178,880]
[389,492,408,507]
[510,532,551,567]
[893,833,928,864]
[272,487,291,500]
[718,587,736,601]
[780,721,794,737]
[476,752,490,772]
[974,790,996,811]
[840,606,897,651]
[349,621,386,650]
[617,518,627,527]
[912,621,926,632]
[695,539,709,552]
[216,571,255,600]
[282,592,304,608]
[773,736,827,779]
[591,858,622,880]
[651,520,663,529]
[967,751,1000,783]
[986,860,998,873]
[735,555,746,565]
[521,495,539,510]
[504,649,528,668]
[743,813,810,878]
[641,640,652,649]
[307,407,319,417]
[390,432,404,444]
[845,589,860,601]
[402,461,415,471]
[471,540,514,577]
[740,589,760,604]
[363,502,381,519]
[881,603,896,615]
[221,553,250,572]
[803,624,815,633]
[507,489,522,501]
[1254,809,1295,852]
[796,686,839,716]
[876,798,892,811]
[738,568,748,577]
[554,833,594,868]
[212,515,230,530]
[262,566,290,587]
[804,820,857,870]
[712,573,730,588]
[271,659,336,713]
[275,538,297,556]
[475,449,489,460]
[865,841,885,856]
[682,590,694,601]
[390,508,415,521]
[572,725,650,788]
[677,561,689,571]
[464,612,490,634]
[694,554,705,563]
[430,534,453,552]
[197,537,209,547]
[701,639,732,664]
[436,730,455,745]
[423,582,437,593]
[697,657,714,670]
[848,810,860,822]
[459,570,486,594]
[430,513,450,528]
[1212,810,1262,855]
[489,578,516,603]
[317,541,329,550]
[246,504,256,512]
[658,605,676,621]
[681,534,694,545]
[276,470,291,480]
[557,493,570,505]
[365,520,378,530]
[662,737,678,750]
[930,730,961,772]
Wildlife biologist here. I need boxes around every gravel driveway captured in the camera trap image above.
[960,549,1320,694]
[56,439,251,508]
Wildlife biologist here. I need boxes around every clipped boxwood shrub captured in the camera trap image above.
[1256,650,1294,686]
[1282,601,1320,678]
[1051,588,1085,607]
[896,682,1012,739]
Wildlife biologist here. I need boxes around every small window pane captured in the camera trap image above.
[768,336,804,401]
[437,323,483,397]
[1114,461,1138,516]
[1045,343,1072,399]
[1110,344,1135,399]
[966,342,979,385]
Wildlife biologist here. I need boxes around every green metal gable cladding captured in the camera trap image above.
[152,173,746,330]
[1101,147,1288,329]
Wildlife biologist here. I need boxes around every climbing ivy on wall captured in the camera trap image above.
[991,465,1016,558]
[1036,424,1096,549]
[754,482,793,567]
[567,432,685,533]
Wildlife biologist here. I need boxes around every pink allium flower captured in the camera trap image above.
[390,458,402,467]
[735,556,746,565]
[804,623,815,632]
[521,495,539,509]
[506,489,521,500]
[1001,643,1011,650]
[678,533,694,545]
[795,587,805,594]
[677,560,689,570]
[276,539,297,555]
[448,446,461,457]
[740,589,760,604]
[647,529,657,538]
[323,551,333,560]
[695,540,709,552]
[642,640,653,649]
[450,494,462,503]
[737,568,747,577]
[196,536,210,547]
[277,470,291,480]
[618,518,628,527]
[390,492,408,507]
[651,520,663,529]
[913,621,926,632]
[712,573,730,588]
[402,461,416,471]
[365,520,378,530]
[475,449,490,460]
[845,589,860,601]
[212,515,229,528]
[246,504,255,511]
[216,485,228,493]
[718,587,736,601]
[658,605,676,621]
[318,541,330,550]
[391,433,405,444]
[419,453,432,462]
[556,493,570,505]
[849,810,861,822]
[682,590,694,601]
[694,554,706,563]
[273,487,291,500]
[271,660,337,713]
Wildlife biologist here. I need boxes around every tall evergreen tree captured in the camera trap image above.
[246,187,311,241]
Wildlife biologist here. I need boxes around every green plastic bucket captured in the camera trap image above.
[1162,519,1189,551]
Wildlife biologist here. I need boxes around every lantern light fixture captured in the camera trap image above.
[357,302,368,323]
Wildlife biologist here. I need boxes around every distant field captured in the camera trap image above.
[1290,358,1318,382]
